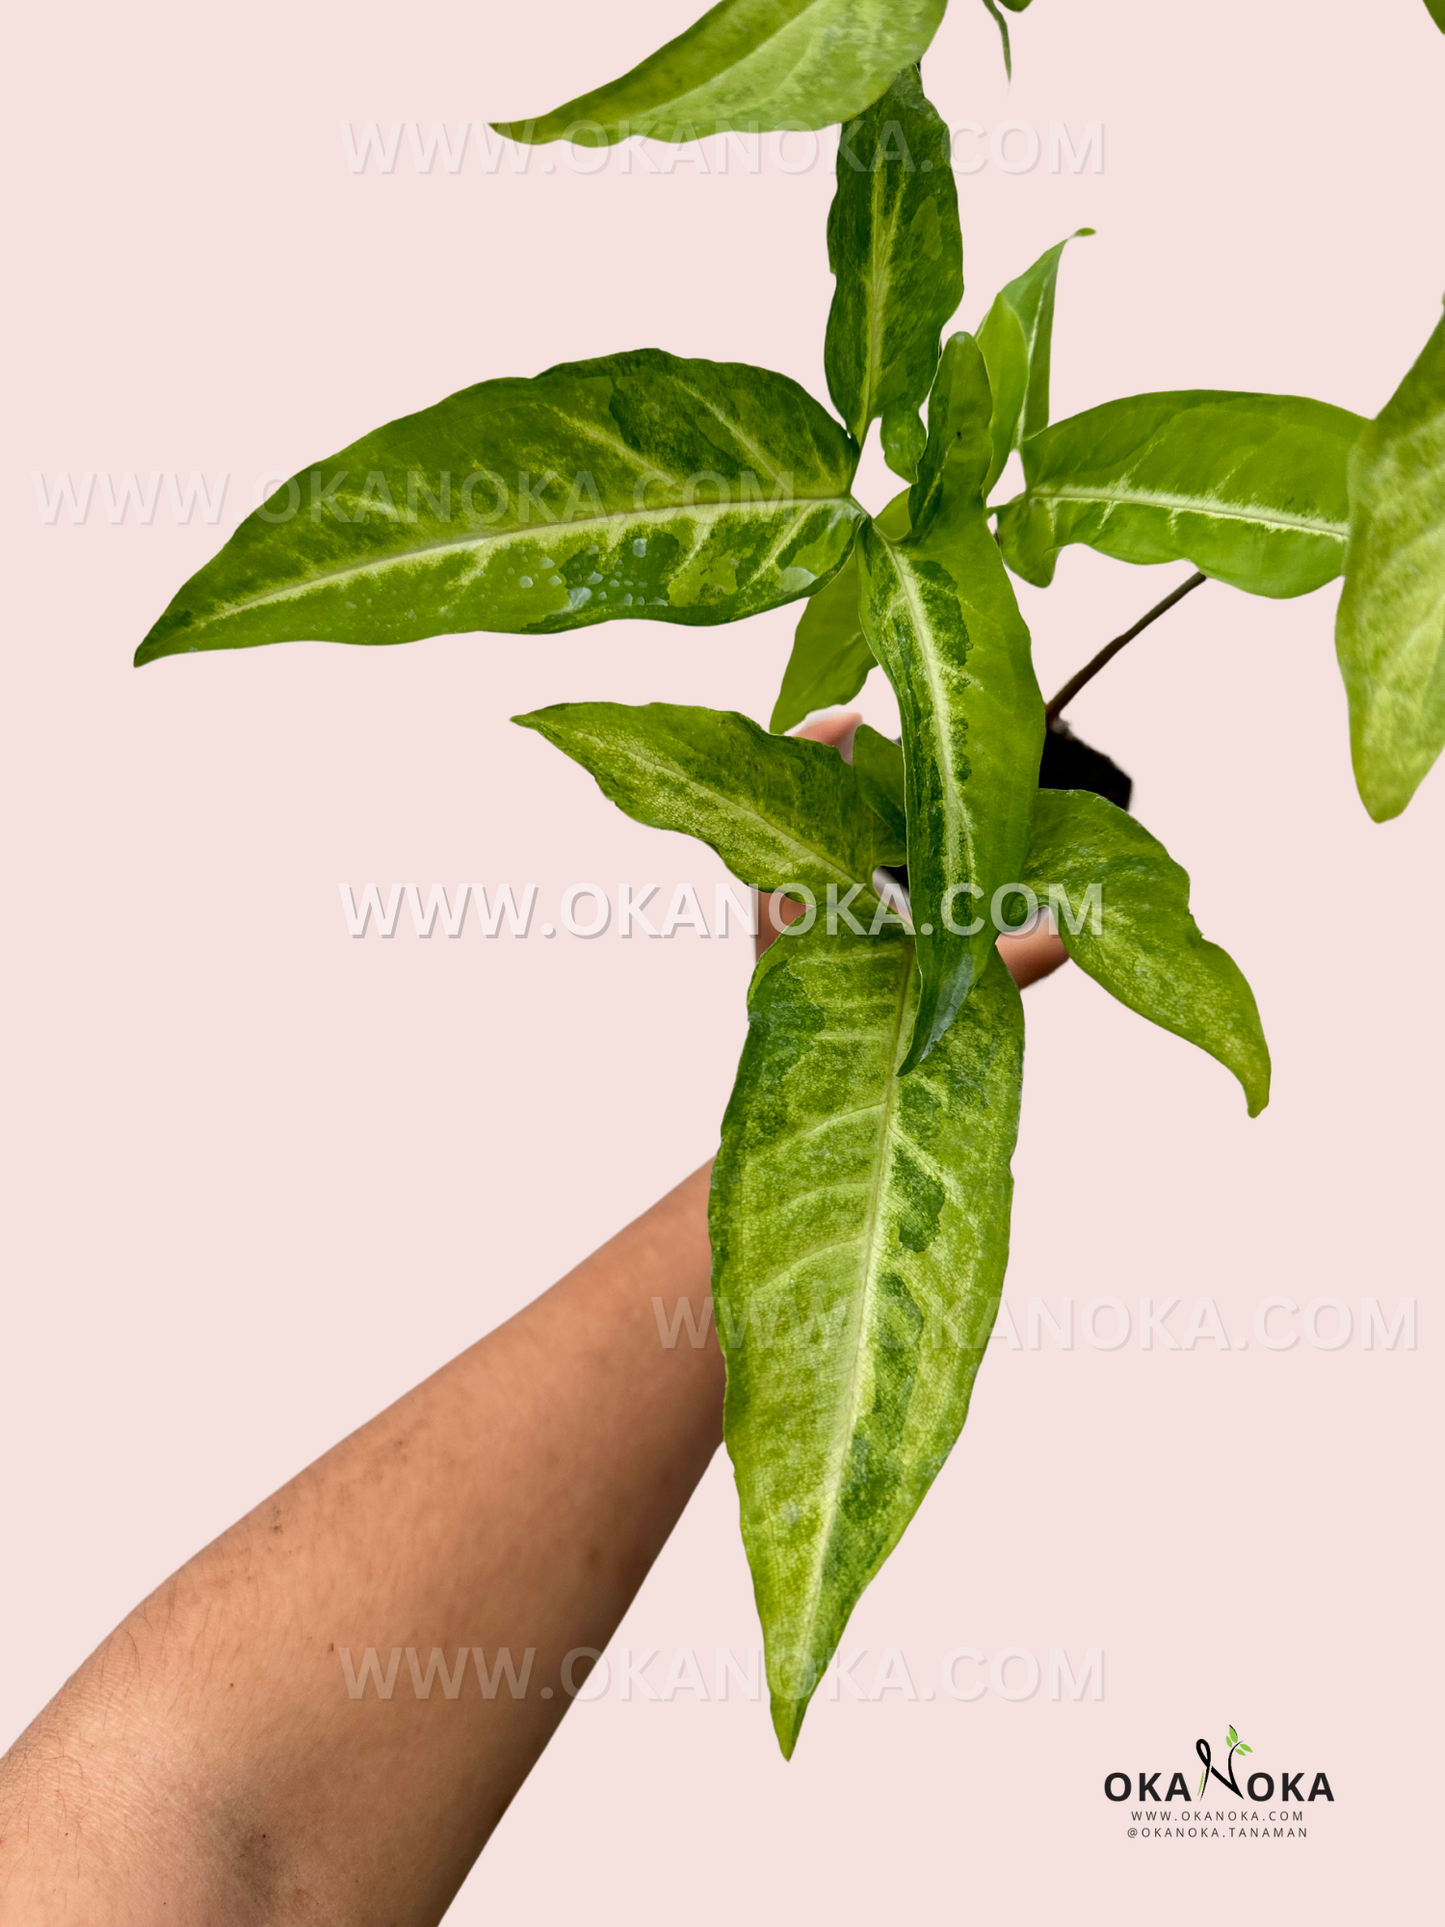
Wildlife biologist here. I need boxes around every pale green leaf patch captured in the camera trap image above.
[712,927,1024,1756]
[514,700,900,906]
[135,351,862,665]
[1335,307,1445,821]
[1022,789,1270,1116]
[492,0,948,145]
[824,64,963,479]
[996,391,1365,598]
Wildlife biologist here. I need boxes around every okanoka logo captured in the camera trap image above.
[1104,1723,1335,1839]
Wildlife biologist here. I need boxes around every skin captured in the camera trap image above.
[0,712,1068,1927]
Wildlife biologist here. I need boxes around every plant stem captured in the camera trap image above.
[1044,571,1207,728]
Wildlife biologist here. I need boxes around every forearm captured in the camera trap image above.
[0,1164,722,1927]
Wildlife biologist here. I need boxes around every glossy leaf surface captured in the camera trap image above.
[769,488,909,732]
[1022,789,1270,1114]
[712,926,1023,1755]
[824,64,963,477]
[514,701,897,904]
[494,0,948,145]
[908,332,995,541]
[136,352,861,664]
[976,229,1092,495]
[1335,309,1445,820]
[851,722,906,844]
[860,357,1043,1072]
[996,391,1365,597]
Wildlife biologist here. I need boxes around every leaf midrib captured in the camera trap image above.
[794,945,913,1678]
[192,493,856,626]
[1035,481,1349,539]
[585,735,884,908]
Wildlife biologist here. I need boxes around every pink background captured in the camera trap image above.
[3,0,1442,1917]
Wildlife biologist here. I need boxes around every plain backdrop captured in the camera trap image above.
[3,0,1442,1919]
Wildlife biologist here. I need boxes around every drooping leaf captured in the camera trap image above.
[980,0,1032,83]
[860,344,1044,1072]
[135,352,862,665]
[514,701,897,905]
[824,64,963,478]
[1334,307,1445,821]
[1020,789,1270,1115]
[712,925,1024,1757]
[976,229,1093,494]
[852,722,906,843]
[493,0,949,145]
[996,391,1366,598]
[770,488,909,732]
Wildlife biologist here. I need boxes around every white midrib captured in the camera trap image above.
[598,739,882,908]
[796,945,913,1673]
[1037,482,1349,539]
[858,163,904,441]
[195,493,851,625]
[892,540,970,888]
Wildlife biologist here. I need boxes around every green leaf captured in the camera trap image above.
[976,230,1093,495]
[980,0,1031,81]
[712,926,1024,1756]
[908,332,995,541]
[852,723,906,846]
[1237,1743,1253,1755]
[824,64,963,478]
[996,391,1366,598]
[1426,0,1445,30]
[492,0,949,145]
[135,351,862,666]
[769,488,910,733]
[1020,789,1270,1115]
[513,701,897,906]
[859,361,1044,1072]
[1335,308,1445,820]
[1227,1725,1238,1745]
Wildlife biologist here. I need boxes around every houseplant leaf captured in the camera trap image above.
[514,701,898,904]
[980,0,1031,78]
[995,390,1365,597]
[1334,307,1445,821]
[851,722,906,843]
[824,64,963,479]
[976,229,1093,495]
[712,925,1024,1756]
[860,338,1044,1071]
[770,488,909,732]
[135,351,862,665]
[1021,788,1270,1115]
[493,0,949,145]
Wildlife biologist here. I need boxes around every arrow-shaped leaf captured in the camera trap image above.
[825,64,963,479]
[860,337,1044,1071]
[712,926,1024,1757]
[493,0,948,146]
[514,701,899,903]
[1021,789,1270,1115]
[1335,306,1445,821]
[136,351,861,665]
[976,229,1093,495]
[996,390,1365,598]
